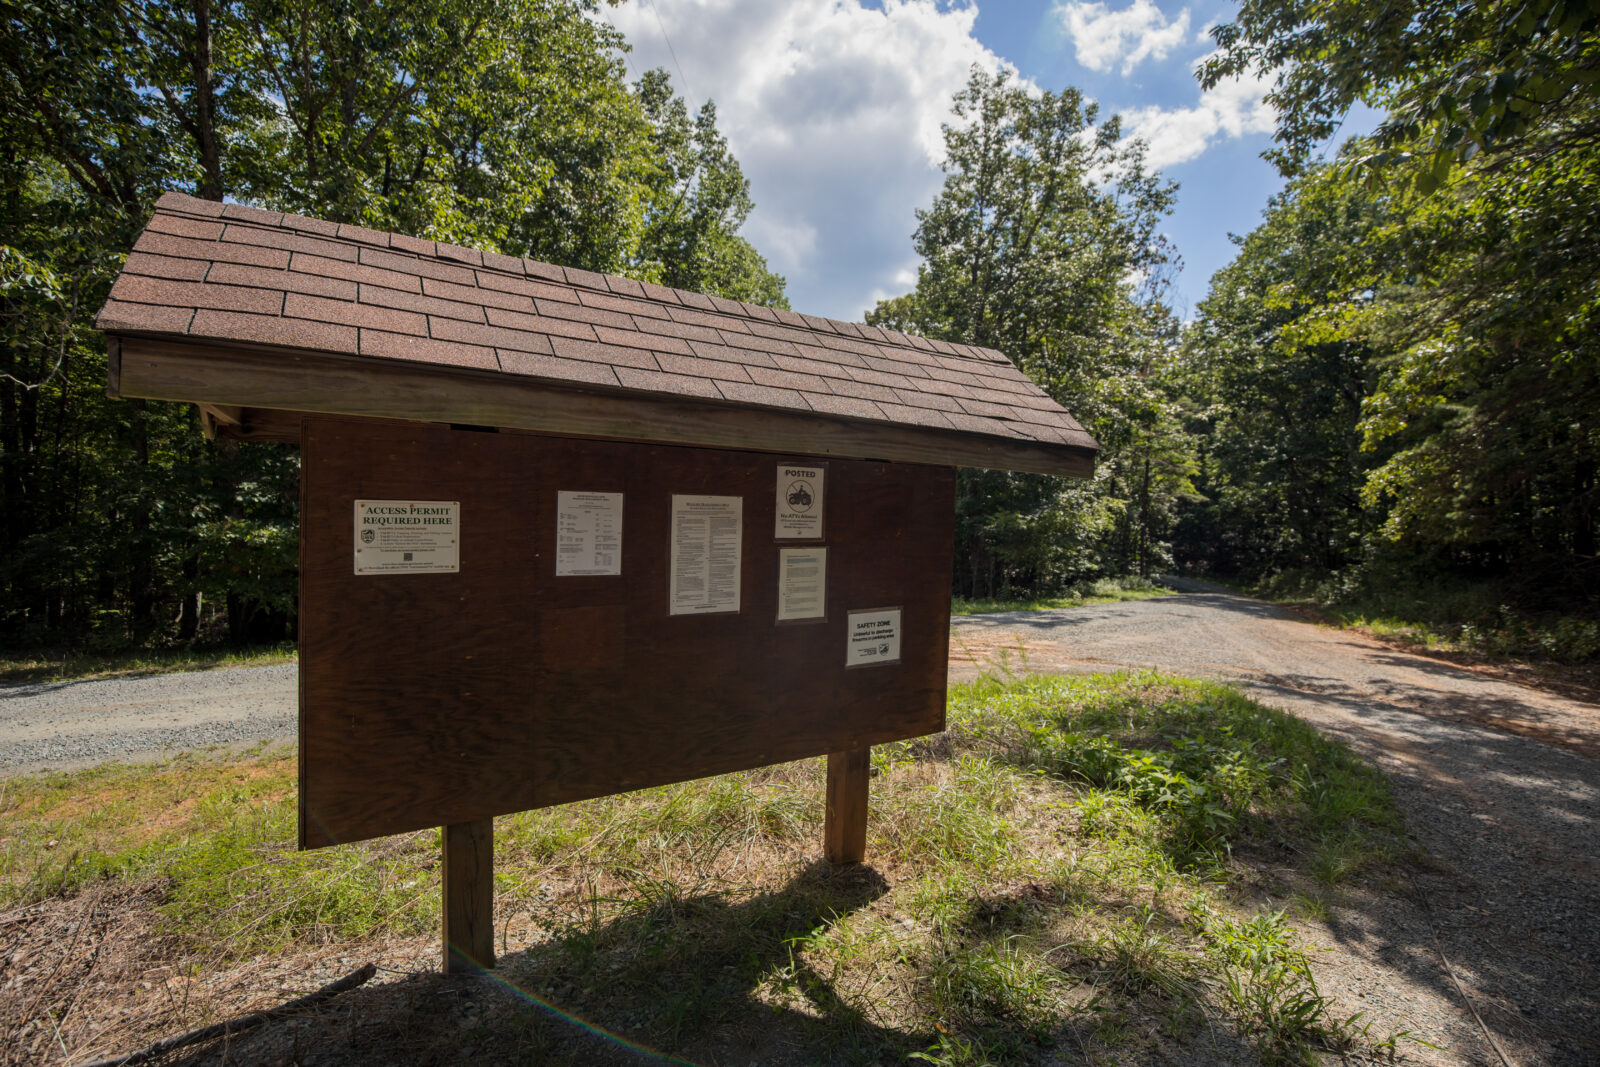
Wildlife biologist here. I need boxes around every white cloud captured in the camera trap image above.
[1053,0,1190,75]
[602,0,1008,320]
[1121,62,1275,169]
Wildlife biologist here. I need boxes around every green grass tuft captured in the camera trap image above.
[952,575,1174,615]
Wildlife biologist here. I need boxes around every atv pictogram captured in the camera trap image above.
[787,483,813,509]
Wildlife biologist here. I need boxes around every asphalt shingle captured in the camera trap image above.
[95,191,1098,453]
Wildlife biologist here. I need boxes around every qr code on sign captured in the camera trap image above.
[403,552,414,561]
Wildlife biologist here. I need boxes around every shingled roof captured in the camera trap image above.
[97,192,1097,476]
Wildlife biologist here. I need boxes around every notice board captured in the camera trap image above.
[298,415,956,848]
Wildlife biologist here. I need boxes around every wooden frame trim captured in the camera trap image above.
[109,336,1096,477]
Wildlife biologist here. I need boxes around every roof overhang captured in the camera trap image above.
[110,334,1096,477]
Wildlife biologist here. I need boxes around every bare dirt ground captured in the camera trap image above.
[953,579,1600,1066]
[4,583,1597,1064]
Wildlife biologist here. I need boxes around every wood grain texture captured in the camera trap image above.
[299,415,955,847]
[825,748,870,864]
[442,818,494,973]
[118,338,1095,477]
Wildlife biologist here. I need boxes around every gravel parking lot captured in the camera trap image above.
[0,663,296,774]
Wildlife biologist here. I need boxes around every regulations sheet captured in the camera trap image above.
[555,491,623,576]
[669,495,742,614]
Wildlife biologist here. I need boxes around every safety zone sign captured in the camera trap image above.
[845,608,901,666]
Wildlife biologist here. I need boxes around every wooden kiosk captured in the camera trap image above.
[97,192,1098,974]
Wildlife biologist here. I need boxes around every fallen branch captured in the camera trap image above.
[72,963,377,1067]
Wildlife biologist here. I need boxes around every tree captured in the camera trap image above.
[1192,0,1599,628]
[633,69,787,307]
[868,68,1188,594]
[1352,143,1599,598]
[0,0,786,647]
[1201,0,1600,187]
[1177,165,1385,581]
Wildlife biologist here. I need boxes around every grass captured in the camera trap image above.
[0,673,1413,1065]
[0,643,297,684]
[952,575,1174,615]
[1250,568,1600,667]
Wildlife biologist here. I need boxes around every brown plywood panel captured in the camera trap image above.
[299,415,954,847]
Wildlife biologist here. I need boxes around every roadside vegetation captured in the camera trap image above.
[1259,572,1600,667]
[0,643,297,685]
[951,576,1173,616]
[1,673,1412,1065]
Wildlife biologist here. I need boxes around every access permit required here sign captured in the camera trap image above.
[353,500,460,574]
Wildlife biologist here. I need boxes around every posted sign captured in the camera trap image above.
[353,500,460,574]
[775,465,824,539]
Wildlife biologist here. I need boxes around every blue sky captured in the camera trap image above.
[602,0,1342,322]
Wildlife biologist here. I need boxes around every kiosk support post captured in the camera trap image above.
[825,747,870,864]
[442,818,494,973]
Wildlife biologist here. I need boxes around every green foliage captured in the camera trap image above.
[950,574,1172,615]
[0,0,785,650]
[868,68,1192,595]
[1202,0,1600,186]
[1180,135,1598,637]
[0,641,293,683]
[956,672,1401,873]
[1198,903,1377,1065]
[1184,0,1598,644]
[1176,164,1384,580]
[633,69,788,307]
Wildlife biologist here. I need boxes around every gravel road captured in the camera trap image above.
[954,579,1600,1066]
[4,582,1597,1063]
[0,664,296,774]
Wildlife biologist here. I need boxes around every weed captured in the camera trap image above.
[1202,904,1365,1064]
[927,936,1063,1034]
[1292,890,1331,922]
[0,643,296,684]
[1071,907,1197,999]
[952,575,1173,615]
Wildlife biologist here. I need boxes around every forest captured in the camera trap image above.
[1,0,1595,662]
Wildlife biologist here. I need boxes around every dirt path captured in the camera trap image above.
[953,580,1600,1065]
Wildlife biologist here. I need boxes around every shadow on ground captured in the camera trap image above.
[159,857,1253,1066]
[165,862,929,1066]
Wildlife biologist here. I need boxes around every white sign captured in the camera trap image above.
[776,547,827,621]
[775,464,824,539]
[555,491,623,576]
[353,500,459,574]
[669,495,742,615]
[846,608,902,666]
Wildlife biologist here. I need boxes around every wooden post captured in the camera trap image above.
[825,747,870,865]
[442,818,494,973]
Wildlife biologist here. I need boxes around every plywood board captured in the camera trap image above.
[299,415,955,847]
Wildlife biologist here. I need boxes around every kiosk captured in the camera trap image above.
[98,192,1098,973]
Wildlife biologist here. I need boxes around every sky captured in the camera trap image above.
[598,0,1360,324]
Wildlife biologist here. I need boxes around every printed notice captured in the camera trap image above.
[354,500,459,575]
[775,464,824,539]
[777,548,827,621]
[555,491,623,576]
[846,608,902,666]
[669,495,742,615]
